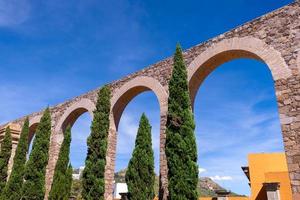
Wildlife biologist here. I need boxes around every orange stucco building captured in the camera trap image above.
[199,153,292,200]
[199,197,248,200]
[242,153,292,200]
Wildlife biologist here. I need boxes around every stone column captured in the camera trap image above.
[44,131,64,200]
[159,112,168,200]
[275,76,300,200]
[0,123,21,180]
[104,112,117,200]
[263,183,281,200]
[7,143,17,178]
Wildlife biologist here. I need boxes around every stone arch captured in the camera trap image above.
[105,76,168,200]
[28,115,41,145]
[187,36,296,198]
[54,98,95,134]
[45,98,95,199]
[188,36,292,106]
[111,76,168,128]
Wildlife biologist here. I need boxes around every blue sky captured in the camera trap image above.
[0,0,293,196]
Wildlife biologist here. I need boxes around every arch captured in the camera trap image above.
[188,36,292,106]
[54,98,95,134]
[28,115,41,145]
[188,36,295,199]
[105,76,168,200]
[111,76,168,129]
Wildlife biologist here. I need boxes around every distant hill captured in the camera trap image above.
[70,168,243,199]
[114,168,242,197]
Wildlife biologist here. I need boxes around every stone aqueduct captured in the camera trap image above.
[0,1,300,200]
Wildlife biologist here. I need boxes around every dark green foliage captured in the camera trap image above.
[82,86,111,200]
[165,44,198,200]
[0,127,12,193]
[21,108,52,200]
[66,164,73,197]
[70,179,83,200]
[2,118,29,200]
[49,126,72,200]
[125,114,155,200]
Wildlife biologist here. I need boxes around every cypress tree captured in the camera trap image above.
[2,118,29,200]
[82,86,111,200]
[0,127,12,193]
[65,164,73,197]
[125,113,155,200]
[21,108,52,200]
[165,44,198,200]
[49,125,72,200]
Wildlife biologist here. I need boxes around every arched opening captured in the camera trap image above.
[27,116,41,158]
[49,99,95,199]
[69,111,92,199]
[60,107,91,134]
[27,123,38,158]
[109,76,168,199]
[188,37,291,106]
[115,92,160,196]
[69,112,91,168]
[188,38,292,199]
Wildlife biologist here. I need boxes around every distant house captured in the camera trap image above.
[113,183,128,200]
[72,166,85,180]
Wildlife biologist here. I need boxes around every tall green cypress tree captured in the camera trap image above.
[49,125,72,200]
[0,127,12,193]
[82,86,111,200]
[125,113,155,200]
[165,44,198,200]
[2,118,29,200]
[65,164,73,197]
[21,108,52,200]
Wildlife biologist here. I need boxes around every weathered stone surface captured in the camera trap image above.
[0,1,300,200]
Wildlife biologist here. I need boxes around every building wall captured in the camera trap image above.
[248,153,292,200]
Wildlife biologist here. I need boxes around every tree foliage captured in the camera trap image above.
[2,118,29,200]
[125,113,155,200]
[165,44,198,200]
[82,86,111,200]
[0,127,12,193]
[49,126,72,200]
[21,108,52,200]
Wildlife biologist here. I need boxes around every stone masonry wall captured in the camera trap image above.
[0,1,299,200]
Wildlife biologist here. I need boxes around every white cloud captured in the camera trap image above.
[210,175,233,181]
[0,0,31,27]
[71,113,92,143]
[119,113,139,138]
[195,93,283,156]
[199,167,207,174]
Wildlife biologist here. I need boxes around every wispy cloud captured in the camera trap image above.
[199,167,207,174]
[0,0,31,27]
[210,175,233,181]
[115,94,161,173]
